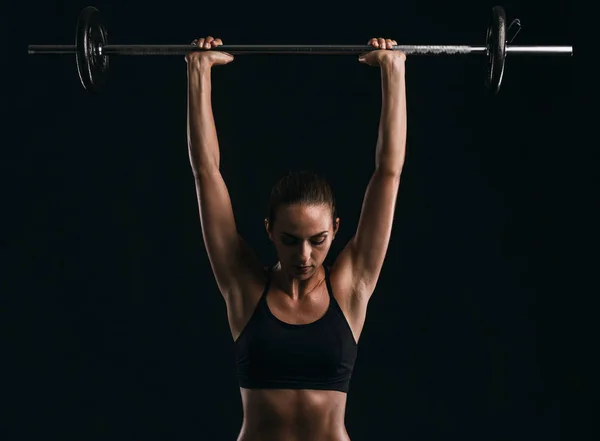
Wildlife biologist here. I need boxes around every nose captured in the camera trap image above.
[297,242,311,264]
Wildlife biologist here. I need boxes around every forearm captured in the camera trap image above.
[375,60,407,175]
[187,62,220,177]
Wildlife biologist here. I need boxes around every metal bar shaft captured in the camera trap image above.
[101,45,484,55]
[27,44,574,56]
[28,45,76,54]
[506,45,572,54]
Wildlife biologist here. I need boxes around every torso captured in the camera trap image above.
[237,388,351,441]
[231,265,366,344]
[228,264,368,441]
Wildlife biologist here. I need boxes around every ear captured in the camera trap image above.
[264,218,273,241]
[333,217,340,238]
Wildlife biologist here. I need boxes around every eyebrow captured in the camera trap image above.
[281,231,328,239]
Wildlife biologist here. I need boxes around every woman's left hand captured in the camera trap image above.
[359,38,406,66]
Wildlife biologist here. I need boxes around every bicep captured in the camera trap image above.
[195,170,262,298]
[347,170,401,294]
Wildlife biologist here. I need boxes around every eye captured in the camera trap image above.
[280,236,327,246]
[281,237,296,246]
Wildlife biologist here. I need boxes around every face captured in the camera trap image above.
[265,203,339,279]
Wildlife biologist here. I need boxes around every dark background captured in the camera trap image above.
[5,0,586,440]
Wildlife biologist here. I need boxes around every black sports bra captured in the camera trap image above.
[234,265,358,393]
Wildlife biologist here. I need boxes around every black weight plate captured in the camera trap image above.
[76,6,109,91]
[485,5,507,94]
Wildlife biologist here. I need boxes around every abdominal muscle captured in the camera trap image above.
[237,388,351,441]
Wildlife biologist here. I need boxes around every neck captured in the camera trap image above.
[273,262,326,300]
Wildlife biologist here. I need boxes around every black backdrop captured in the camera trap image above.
[5,0,586,440]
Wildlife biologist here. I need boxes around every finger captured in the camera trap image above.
[371,38,379,48]
[205,36,214,48]
[191,39,198,46]
[198,37,205,48]
[392,40,398,46]
[378,38,386,49]
[386,39,394,49]
[214,38,223,46]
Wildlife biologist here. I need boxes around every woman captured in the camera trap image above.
[186,36,406,441]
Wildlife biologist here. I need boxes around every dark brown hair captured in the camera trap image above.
[267,170,337,230]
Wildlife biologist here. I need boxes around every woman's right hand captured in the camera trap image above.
[186,36,234,68]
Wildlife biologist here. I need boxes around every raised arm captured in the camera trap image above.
[186,37,263,302]
[335,38,407,302]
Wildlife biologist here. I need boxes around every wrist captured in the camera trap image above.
[188,58,212,77]
[380,56,405,73]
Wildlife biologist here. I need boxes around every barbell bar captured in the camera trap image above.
[27,44,574,55]
[27,5,573,93]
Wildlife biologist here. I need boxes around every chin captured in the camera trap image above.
[295,271,312,280]
[287,265,315,278]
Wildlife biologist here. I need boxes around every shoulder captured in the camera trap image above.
[328,252,375,307]
[327,259,354,302]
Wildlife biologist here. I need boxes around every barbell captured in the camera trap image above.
[28,5,572,94]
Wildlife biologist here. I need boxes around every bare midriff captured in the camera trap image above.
[236,388,351,441]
